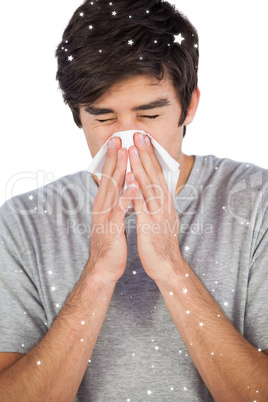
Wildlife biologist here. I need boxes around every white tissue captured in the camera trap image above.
[88,130,180,214]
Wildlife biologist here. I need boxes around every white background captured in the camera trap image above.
[0,0,267,206]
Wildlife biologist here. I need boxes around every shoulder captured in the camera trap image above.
[194,155,268,232]
[196,154,268,192]
[0,170,97,234]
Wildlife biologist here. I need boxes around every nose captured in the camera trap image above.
[113,117,144,134]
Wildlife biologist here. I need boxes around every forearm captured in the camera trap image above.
[155,258,268,402]
[0,264,116,402]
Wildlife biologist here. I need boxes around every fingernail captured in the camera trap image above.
[129,173,135,182]
[139,134,145,144]
[129,183,138,190]
[109,138,115,149]
[145,136,151,146]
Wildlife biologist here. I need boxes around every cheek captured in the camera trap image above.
[150,117,181,146]
[83,126,115,158]
[154,127,183,161]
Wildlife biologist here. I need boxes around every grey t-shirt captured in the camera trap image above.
[0,154,268,401]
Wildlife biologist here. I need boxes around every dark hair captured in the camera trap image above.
[55,0,199,137]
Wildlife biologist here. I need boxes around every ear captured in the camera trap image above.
[184,87,200,126]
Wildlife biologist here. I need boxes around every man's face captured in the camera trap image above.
[79,74,185,163]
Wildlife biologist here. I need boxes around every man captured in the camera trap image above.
[0,0,267,401]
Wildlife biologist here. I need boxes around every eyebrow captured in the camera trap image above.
[84,98,170,115]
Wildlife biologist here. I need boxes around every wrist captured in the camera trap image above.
[154,252,188,288]
[84,261,118,288]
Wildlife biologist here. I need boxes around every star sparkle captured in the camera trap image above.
[112,11,117,16]
[68,55,74,61]
[199,322,204,327]
[185,246,190,251]
[147,390,152,395]
[128,40,134,45]
[29,195,34,200]
[79,12,84,17]
[89,25,93,30]
[183,288,188,294]
[174,33,184,45]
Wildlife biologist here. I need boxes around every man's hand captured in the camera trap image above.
[128,132,182,282]
[88,137,139,283]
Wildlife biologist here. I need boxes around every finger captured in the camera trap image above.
[134,133,176,216]
[128,145,161,215]
[125,172,150,216]
[111,178,139,223]
[93,137,121,213]
[102,147,128,213]
[134,132,168,194]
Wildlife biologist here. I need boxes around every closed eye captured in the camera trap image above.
[96,118,116,123]
[141,115,159,119]
[97,115,159,122]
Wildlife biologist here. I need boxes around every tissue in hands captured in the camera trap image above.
[87,130,180,212]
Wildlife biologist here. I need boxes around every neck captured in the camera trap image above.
[175,153,195,196]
